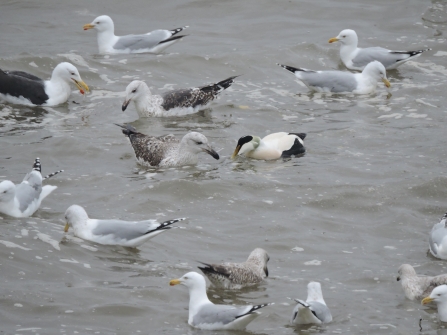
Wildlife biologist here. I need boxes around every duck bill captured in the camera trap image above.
[83,23,95,30]
[64,222,70,232]
[328,37,339,43]
[231,145,241,160]
[169,279,181,286]
[71,79,90,94]
[202,148,219,160]
[382,78,391,88]
[421,297,434,305]
[122,99,130,111]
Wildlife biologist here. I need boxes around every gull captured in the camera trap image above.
[64,204,185,247]
[397,264,447,301]
[291,282,332,325]
[170,271,273,330]
[429,211,447,260]
[0,158,63,218]
[0,62,89,106]
[83,15,187,54]
[197,248,269,289]
[122,76,238,117]
[277,61,390,94]
[328,29,431,71]
[115,124,219,167]
[231,132,306,160]
[422,285,447,322]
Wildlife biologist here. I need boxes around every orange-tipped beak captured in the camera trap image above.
[169,279,181,286]
[328,37,339,43]
[83,23,95,31]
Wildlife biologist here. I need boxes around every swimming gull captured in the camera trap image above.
[328,29,431,71]
[0,62,89,106]
[115,124,219,168]
[231,132,306,160]
[422,285,447,322]
[170,271,273,330]
[0,158,63,218]
[429,211,447,260]
[291,281,332,325]
[198,248,269,289]
[83,15,187,54]
[277,61,390,94]
[64,204,185,247]
[122,76,238,117]
[397,264,447,301]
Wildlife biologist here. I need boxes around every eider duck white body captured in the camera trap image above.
[83,15,188,54]
[170,272,272,330]
[64,204,185,247]
[329,29,431,71]
[291,282,332,325]
[429,211,447,260]
[198,248,269,289]
[122,76,237,117]
[0,62,89,106]
[422,285,447,322]
[278,61,390,94]
[232,132,306,160]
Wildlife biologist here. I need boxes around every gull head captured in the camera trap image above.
[64,204,89,233]
[122,80,151,112]
[247,248,270,277]
[307,281,324,302]
[231,135,261,159]
[422,285,447,306]
[52,62,89,95]
[181,132,219,160]
[362,61,390,88]
[83,15,114,33]
[397,264,416,281]
[329,29,358,47]
[0,180,16,203]
[170,271,206,290]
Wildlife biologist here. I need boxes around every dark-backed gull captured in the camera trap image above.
[291,282,332,325]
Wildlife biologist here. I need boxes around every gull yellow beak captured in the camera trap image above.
[328,37,339,43]
[83,23,95,31]
[382,78,391,88]
[71,79,90,95]
[231,145,241,160]
[421,296,434,305]
[64,222,70,233]
[170,279,181,286]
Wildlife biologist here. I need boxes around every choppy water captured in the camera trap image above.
[1,0,447,334]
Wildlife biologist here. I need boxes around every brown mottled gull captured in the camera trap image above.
[198,248,269,289]
[397,264,447,300]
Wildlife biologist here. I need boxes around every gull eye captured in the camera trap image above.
[132,89,137,93]
[196,141,203,145]
[342,35,346,38]
[71,72,75,75]
[96,22,100,24]
[184,276,188,280]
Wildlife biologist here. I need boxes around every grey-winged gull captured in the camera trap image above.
[0,62,89,106]
[115,124,219,168]
[197,248,269,289]
[329,29,431,71]
[277,61,390,94]
[83,15,187,54]
[0,158,63,218]
[64,204,185,247]
[231,132,306,160]
[291,281,332,325]
[422,285,447,322]
[397,264,447,301]
[122,76,238,117]
[429,211,447,260]
[169,271,273,330]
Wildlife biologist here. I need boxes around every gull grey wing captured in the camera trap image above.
[352,47,400,68]
[192,304,255,326]
[0,69,48,105]
[15,182,41,212]
[161,88,211,110]
[113,30,171,51]
[299,71,357,92]
[307,301,332,323]
[92,219,161,240]
[429,221,447,256]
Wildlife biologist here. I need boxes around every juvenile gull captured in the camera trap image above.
[329,29,431,71]
[116,124,219,168]
[291,281,332,325]
[198,248,269,289]
[397,264,447,301]
[0,62,89,106]
[64,204,185,247]
[422,285,447,322]
[429,211,447,260]
[170,271,273,330]
[0,158,63,218]
[83,15,187,54]
[122,76,238,118]
[231,132,306,160]
[277,61,390,94]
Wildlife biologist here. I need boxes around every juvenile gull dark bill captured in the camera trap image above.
[170,271,273,330]
[116,124,219,168]
[291,282,332,325]
[0,158,63,218]
[429,211,447,260]
[122,76,238,117]
[0,62,89,106]
[83,15,188,54]
[198,248,269,289]
[64,204,185,247]
[329,29,431,71]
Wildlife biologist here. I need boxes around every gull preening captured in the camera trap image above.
[278,61,390,94]
[328,29,431,71]
[116,124,219,168]
[64,204,185,247]
[198,248,269,289]
[422,285,447,322]
[291,282,332,325]
[170,271,273,330]
[122,76,238,118]
[0,62,89,106]
[83,15,187,54]
[0,158,63,218]
[231,132,306,160]
[429,211,447,260]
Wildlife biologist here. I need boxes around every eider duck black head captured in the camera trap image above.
[231,135,260,159]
